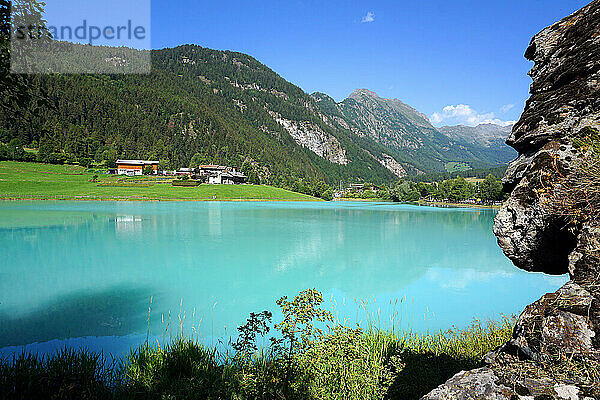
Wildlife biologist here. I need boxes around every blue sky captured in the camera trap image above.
[45,0,591,126]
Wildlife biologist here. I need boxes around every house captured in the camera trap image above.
[197,165,247,185]
[346,183,379,193]
[348,183,366,192]
[175,168,194,176]
[116,160,159,176]
[218,170,247,184]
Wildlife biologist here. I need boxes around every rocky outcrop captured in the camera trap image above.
[492,0,600,361]
[422,365,596,400]
[423,1,600,398]
[268,111,349,165]
[377,153,407,178]
[506,281,596,362]
[493,0,600,274]
[420,368,512,400]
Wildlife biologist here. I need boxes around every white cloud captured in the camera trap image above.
[430,104,516,127]
[361,11,375,23]
[500,104,514,113]
[426,267,514,290]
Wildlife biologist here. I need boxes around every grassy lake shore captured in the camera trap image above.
[418,200,501,210]
[1,316,515,400]
[336,197,501,210]
[0,162,320,202]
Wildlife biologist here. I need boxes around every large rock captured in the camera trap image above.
[492,0,600,356]
[506,281,596,362]
[423,2,600,398]
[419,368,512,400]
[493,0,600,274]
[420,367,595,400]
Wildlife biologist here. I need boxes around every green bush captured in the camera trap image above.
[143,165,154,175]
[0,348,114,399]
[299,326,398,400]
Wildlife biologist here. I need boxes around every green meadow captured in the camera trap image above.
[444,162,471,173]
[0,162,319,201]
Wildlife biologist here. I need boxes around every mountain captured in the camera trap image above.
[438,123,512,147]
[1,44,400,189]
[438,124,518,166]
[2,43,516,188]
[312,90,517,173]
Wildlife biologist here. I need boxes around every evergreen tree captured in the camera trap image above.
[478,174,503,202]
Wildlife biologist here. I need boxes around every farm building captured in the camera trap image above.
[198,165,247,184]
[175,168,194,176]
[161,164,247,184]
[116,160,159,176]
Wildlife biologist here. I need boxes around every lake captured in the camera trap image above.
[0,201,567,358]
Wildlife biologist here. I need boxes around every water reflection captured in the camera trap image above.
[115,215,143,235]
[0,201,568,357]
[0,285,152,347]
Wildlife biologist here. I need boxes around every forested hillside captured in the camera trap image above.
[1,43,516,190]
[1,44,401,191]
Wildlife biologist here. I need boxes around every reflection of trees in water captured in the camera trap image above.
[0,208,99,229]
[153,206,503,329]
[0,203,506,347]
[0,285,152,347]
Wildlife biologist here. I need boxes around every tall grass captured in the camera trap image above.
[0,310,515,400]
[0,347,116,399]
[121,339,237,399]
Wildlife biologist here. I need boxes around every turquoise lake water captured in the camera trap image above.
[0,201,567,358]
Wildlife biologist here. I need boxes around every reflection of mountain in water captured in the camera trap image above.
[0,202,527,349]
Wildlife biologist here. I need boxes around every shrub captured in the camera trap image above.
[0,348,114,399]
[0,143,8,160]
[172,179,200,187]
[79,157,93,168]
[299,326,396,400]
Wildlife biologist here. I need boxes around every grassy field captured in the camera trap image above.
[444,162,471,173]
[0,162,319,201]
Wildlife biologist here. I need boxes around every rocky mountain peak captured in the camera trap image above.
[348,88,380,100]
[310,92,335,103]
[439,123,514,148]
[348,88,410,108]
